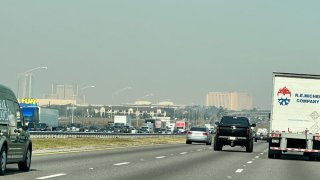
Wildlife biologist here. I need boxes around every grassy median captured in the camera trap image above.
[32,137,186,150]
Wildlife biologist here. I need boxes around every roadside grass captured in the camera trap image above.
[32,137,186,150]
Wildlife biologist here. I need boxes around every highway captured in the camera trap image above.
[5,141,320,180]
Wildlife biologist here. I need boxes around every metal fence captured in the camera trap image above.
[30,132,185,139]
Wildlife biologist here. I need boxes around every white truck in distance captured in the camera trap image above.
[269,72,320,160]
[21,106,59,131]
[39,107,59,131]
[114,115,131,126]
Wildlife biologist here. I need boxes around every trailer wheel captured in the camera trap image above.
[275,154,281,159]
[268,150,281,159]
[268,151,274,159]
[309,156,316,161]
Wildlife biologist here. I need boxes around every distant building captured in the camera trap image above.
[157,101,174,106]
[54,84,77,100]
[36,99,76,106]
[205,92,253,111]
[134,101,152,105]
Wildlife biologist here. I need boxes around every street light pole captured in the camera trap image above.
[112,86,132,105]
[17,66,48,98]
[80,85,95,104]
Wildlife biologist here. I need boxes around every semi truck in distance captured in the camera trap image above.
[144,119,166,133]
[114,115,131,126]
[269,72,320,160]
[20,105,59,131]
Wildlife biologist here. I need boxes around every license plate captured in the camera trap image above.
[229,137,236,140]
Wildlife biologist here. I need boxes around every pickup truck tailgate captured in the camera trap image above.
[218,126,248,137]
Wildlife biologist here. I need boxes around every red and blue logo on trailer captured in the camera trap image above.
[277,87,291,106]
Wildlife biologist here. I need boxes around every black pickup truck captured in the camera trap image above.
[214,116,256,152]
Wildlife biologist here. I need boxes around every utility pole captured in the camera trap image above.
[71,104,74,124]
[136,107,139,127]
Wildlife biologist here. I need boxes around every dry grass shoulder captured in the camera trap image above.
[32,137,186,150]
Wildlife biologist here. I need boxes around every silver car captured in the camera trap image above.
[186,126,212,145]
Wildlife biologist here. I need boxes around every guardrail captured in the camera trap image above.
[30,132,185,139]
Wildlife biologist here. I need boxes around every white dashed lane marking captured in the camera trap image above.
[36,173,67,179]
[255,156,259,158]
[247,161,253,164]
[180,152,188,155]
[155,156,166,159]
[113,162,130,166]
[235,169,244,173]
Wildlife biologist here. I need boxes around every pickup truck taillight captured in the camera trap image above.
[203,132,208,136]
[216,127,219,134]
[187,131,192,135]
[247,128,250,136]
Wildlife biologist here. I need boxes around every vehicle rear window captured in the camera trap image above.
[220,117,249,126]
[190,127,206,132]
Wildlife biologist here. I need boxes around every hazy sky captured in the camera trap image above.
[1,1,320,109]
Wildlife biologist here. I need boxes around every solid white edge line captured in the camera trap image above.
[235,169,244,173]
[155,156,166,159]
[36,173,67,180]
[113,162,130,166]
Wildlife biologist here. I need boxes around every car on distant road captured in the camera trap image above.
[34,123,49,131]
[122,125,131,133]
[186,126,212,145]
[88,125,99,132]
[254,128,269,142]
[105,126,115,133]
[67,123,82,132]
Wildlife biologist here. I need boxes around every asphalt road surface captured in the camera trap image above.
[5,141,320,180]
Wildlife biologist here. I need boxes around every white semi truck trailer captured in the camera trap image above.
[269,72,320,160]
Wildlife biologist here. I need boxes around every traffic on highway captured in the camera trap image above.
[3,72,320,179]
[2,1,320,179]
[6,142,320,180]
